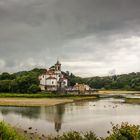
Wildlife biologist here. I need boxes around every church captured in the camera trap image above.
[39,60,68,91]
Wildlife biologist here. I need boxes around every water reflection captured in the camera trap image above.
[54,105,65,132]
[0,105,66,132]
[0,98,140,136]
[0,106,41,119]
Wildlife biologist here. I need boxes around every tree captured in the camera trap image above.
[0,80,11,92]
[0,72,11,80]
[28,84,41,93]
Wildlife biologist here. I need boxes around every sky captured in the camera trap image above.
[0,0,140,77]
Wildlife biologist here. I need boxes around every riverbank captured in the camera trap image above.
[0,98,74,106]
[0,95,97,106]
[0,91,140,106]
[0,121,140,140]
[99,90,140,94]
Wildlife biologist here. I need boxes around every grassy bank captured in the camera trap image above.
[0,93,99,98]
[0,93,98,106]
[0,122,29,140]
[0,122,140,140]
[125,98,140,104]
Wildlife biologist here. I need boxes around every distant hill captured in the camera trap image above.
[82,72,140,91]
[68,72,140,91]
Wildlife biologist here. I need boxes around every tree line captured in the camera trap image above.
[68,72,140,91]
[0,68,46,93]
[0,69,140,93]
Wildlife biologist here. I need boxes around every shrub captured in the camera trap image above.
[105,122,140,140]
[47,131,99,140]
[0,121,29,140]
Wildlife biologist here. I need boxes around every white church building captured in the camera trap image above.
[39,60,68,91]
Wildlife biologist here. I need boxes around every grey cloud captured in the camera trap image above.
[0,0,140,76]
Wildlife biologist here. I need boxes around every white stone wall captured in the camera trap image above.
[39,75,46,85]
[46,79,57,86]
[39,85,45,91]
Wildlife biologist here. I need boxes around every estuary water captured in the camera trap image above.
[0,98,140,137]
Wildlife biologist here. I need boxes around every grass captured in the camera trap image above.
[125,98,140,104]
[0,92,99,99]
[0,121,29,140]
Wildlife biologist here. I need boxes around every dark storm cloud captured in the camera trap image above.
[0,0,140,76]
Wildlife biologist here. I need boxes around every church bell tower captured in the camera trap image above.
[55,60,61,71]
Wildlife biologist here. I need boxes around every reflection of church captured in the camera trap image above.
[55,121,62,132]
[1,105,65,133]
[40,104,65,132]
[53,105,65,132]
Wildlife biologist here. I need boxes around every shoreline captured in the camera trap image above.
[0,98,73,107]
[0,90,139,106]
[98,90,140,94]
[0,96,97,107]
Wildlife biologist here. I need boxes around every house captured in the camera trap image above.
[73,83,91,94]
[39,60,68,91]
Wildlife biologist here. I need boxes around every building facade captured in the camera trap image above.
[39,60,68,91]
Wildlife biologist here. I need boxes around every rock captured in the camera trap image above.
[24,130,27,133]
[28,127,32,130]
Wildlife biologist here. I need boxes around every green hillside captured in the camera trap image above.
[0,69,140,93]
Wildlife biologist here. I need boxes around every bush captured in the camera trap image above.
[48,123,140,140]
[105,122,140,140]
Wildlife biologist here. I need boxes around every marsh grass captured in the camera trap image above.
[125,98,140,104]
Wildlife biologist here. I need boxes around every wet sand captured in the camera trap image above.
[0,98,73,106]
[99,90,140,94]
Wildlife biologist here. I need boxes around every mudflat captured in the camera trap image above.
[0,98,73,106]
[99,90,140,94]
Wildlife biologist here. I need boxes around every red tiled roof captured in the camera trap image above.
[46,70,55,75]
[46,77,56,80]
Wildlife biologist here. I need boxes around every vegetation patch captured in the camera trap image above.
[47,131,99,140]
[47,123,140,140]
[125,98,140,104]
[0,122,140,140]
[105,122,140,140]
[0,93,98,99]
[0,121,29,140]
